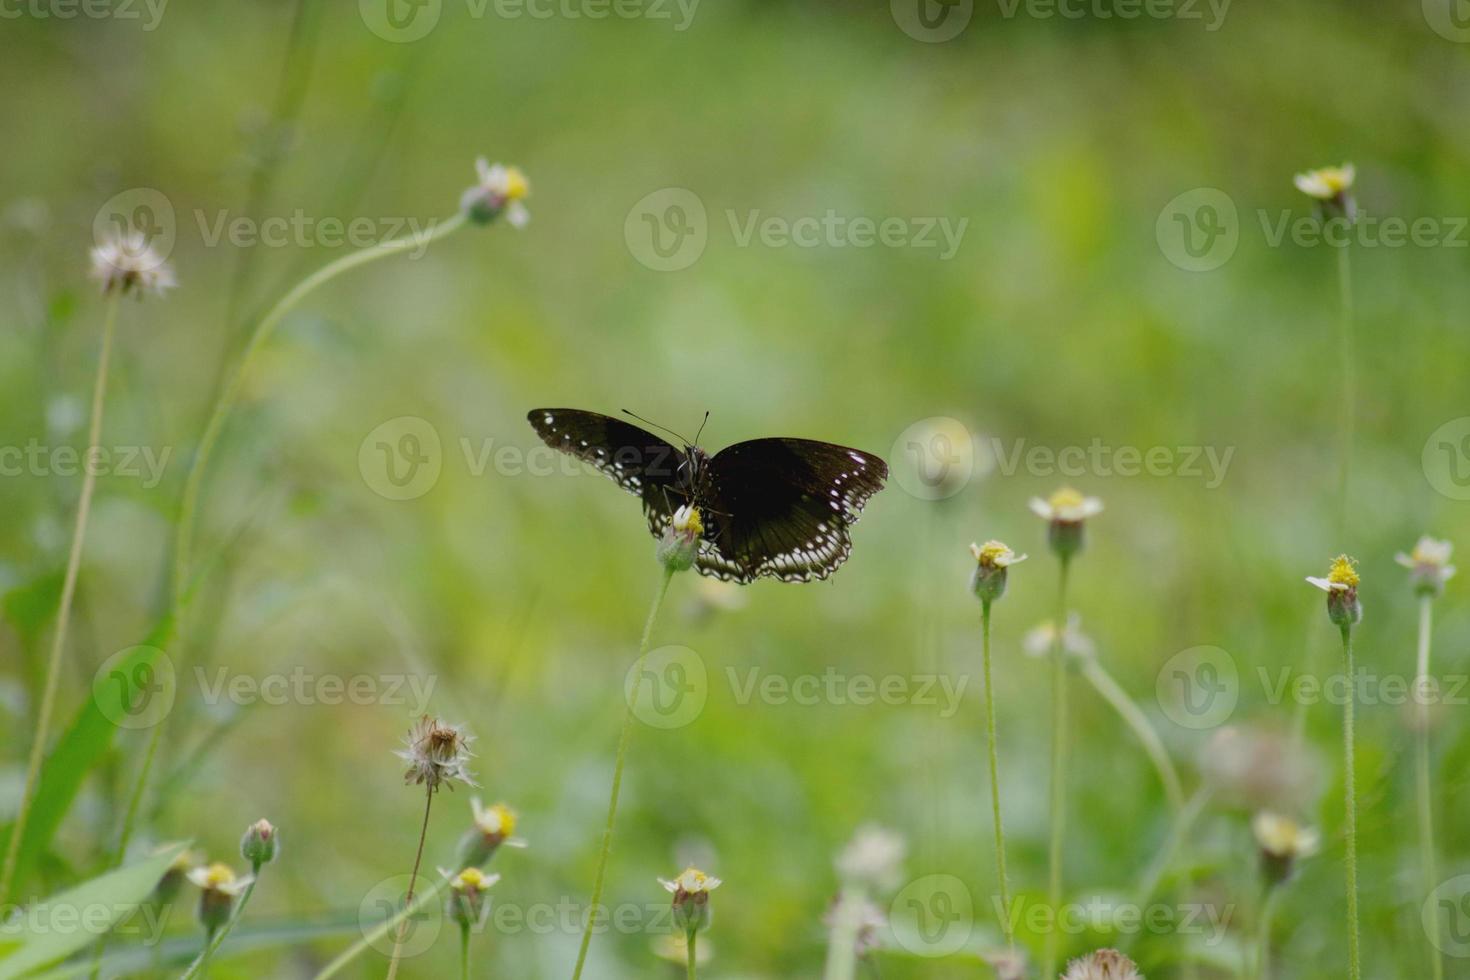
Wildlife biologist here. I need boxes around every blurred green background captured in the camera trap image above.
[3,0,1470,976]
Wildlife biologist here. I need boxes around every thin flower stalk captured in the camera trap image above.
[980,598,1014,948]
[311,877,453,980]
[1078,657,1185,812]
[822,885,866,980]
[1251,884,1282,980]
[1,291,122,905]
[1339,622,1361,980]
[1043,556,1071,980]
[1415,594,1443,980]
[385,785,437,980]
[172,211,468,605]
[569,564,676,979]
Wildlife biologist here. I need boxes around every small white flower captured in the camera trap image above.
[186,862,253,897]
[89,229,176,297]
[470,797,527,848]
[659,867,722,896]
[1062,948,1144,980]
[1306,554,1359,593]
[1028,487,1104,523]
[1396,536,1455,595]
[462,158,530,228]
[969,540,1027,569]
[836,825,906,892]
[1252,811,1319,861]
[1023,612,1096,660]
[1293,163,1355,201]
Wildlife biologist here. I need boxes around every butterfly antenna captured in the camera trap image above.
[693,411,710,447]
[621,409,690,446]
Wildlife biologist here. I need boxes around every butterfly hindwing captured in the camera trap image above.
[527,409,689,536]
[699,438,888,583]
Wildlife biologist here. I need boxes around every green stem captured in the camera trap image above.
[1132,786,1211,916]
[385,785,436,980]
[172,211,468,607]
[1415,596,1444,980]
[1080,657,1185,812]
[1339,624,1360,980]
[84,715,167,979]
[979,600,1014,948]
[1041,558,1072,980]
[179,873,260,980]
[1251,883,1281,980]
[460,924,470,980]
[686,929,697,980]
[569,565,675,980]
[822,885,865,980]
[1334,241,1355,532]
[0,292,122,905]
[311,877,453,980]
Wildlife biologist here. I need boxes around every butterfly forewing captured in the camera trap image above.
[700,438,888,582]
[527,409,689,536]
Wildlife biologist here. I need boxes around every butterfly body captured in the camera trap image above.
[528,409,887,583]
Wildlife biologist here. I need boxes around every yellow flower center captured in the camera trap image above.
[678,867,712,892]
[503,167,529,201]
[976,540,1012,566]
[674,506,704,536]
[1048,487,1085,512]
[202,863,237,889]
[455,867,490,890]
[478,802,516,837]
[1327,554,1359,587]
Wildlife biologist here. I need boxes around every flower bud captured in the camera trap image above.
[1252,811,1319,886]
[443,867,498,928]
[240,819,277,867]
[460,159,530,228]
[1306,555,1361,629]
[186,863,253,935]
[969,540,1026,603]
[659,867,721,936]
[1028,488,1102,561]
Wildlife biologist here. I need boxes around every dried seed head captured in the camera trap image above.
[89,229,176,298]
[396,715,477,791]
[1062,948,1144,980]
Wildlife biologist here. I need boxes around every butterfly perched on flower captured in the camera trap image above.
[528,409,888,583]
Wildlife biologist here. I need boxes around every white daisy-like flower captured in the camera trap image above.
[1293,163,1355,201]
[1023,612,1096,661]
[1306,554,1359,593]
[461,158,530,228]
[969,540,1027,569]
[659,866,722,897]
[835,825,906,892]
[1396,536,1455,596]
[1028,487,1104,523]
[440,865,501,893]
[89,229,176,297]
[1251,811,1319,861]
[471,797,527,848]
[396,715,477,791]
[1062,948,1144,980]
[186,862,253,897]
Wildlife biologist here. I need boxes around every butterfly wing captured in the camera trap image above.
[698,438,888,583]
[527,409,690,536]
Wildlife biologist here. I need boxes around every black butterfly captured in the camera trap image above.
[528,409,888,583]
